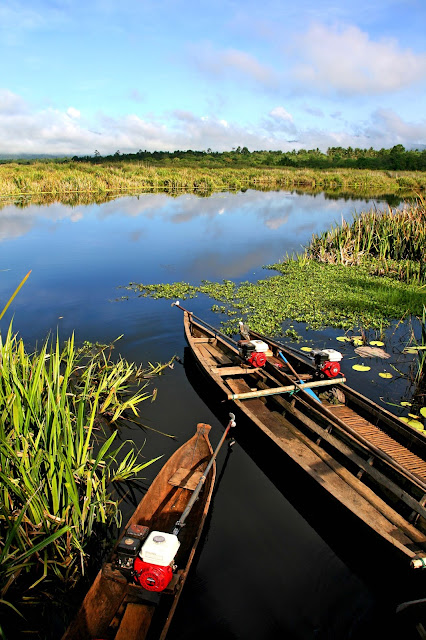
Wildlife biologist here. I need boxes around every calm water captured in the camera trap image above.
[0,190,420,638]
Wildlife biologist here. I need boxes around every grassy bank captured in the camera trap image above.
[0,162,425,201]
[307,199,426,285]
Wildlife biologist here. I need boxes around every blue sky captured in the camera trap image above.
[0,0,425,155]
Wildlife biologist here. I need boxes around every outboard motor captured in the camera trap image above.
[238,339,269,368]
[310,349,343,379]
[133,531,180,592]
[114,527,180,592]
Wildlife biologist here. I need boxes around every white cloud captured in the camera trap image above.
[270,107,293,122]
[0,89,424,156]
[303,105,324,117]
[294,22,426,95]
[0,90,28,115]
[67,107,80,119]
[365,108,426,147]
[190,43,278,88]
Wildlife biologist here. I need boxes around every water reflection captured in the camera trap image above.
[0,188,403,348]
[0,188,420,639]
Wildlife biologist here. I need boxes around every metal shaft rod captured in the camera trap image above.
[278,351,321,403]
[172,414,236,536]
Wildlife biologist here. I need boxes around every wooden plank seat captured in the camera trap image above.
[213,365,259,376]
[168,468,203,490]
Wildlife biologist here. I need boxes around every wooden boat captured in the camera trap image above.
[182,309,426,566]
[62,423,215,640]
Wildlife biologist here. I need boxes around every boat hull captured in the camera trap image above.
[183,312,426,563]
[62,423,215,640]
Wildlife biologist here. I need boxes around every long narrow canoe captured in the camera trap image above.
[62,423,215,640]
[184,311,426,565]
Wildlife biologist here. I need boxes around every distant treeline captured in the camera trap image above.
[70,144,426,171]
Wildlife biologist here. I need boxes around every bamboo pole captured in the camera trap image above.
[227,377,346,401]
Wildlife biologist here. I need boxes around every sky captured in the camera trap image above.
[0,0,425,156]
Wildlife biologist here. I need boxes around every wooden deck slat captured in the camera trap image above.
[328,405,426,480]
[196,344,219,367]
[203,343,233,365]
[213,365,255,376]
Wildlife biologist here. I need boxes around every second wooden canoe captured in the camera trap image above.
[62,422,215,640]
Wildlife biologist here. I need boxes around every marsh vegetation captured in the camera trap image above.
[307,199,426,285]
[0,160,425,203]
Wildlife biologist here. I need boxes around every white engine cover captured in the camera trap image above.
[250,340,269,353]
[319,349,343,362]
[140,531,180,567]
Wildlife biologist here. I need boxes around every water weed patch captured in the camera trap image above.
[126,259,425,335]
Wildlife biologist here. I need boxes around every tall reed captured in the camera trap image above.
[0,325,169,596]
[307,200,426,284]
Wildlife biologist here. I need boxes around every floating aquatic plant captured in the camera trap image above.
[125,257,425,335]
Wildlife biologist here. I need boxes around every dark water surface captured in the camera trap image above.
[0,190,422,639]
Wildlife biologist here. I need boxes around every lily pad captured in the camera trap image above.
[301,346,312,352]
[400,417,424,431]
[421,408,426,418]
[370,340,385,346]
[401,401,412,407]
[408,420,424,431]
[408,413,420,419]
[352,339,363,346]
[378,372,393,379]
[336,336,350,342]
[352,364,371,372]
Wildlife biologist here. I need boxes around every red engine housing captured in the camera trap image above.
[133,557,173,592]
[320,361,341,378]
[247,351,267,368]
